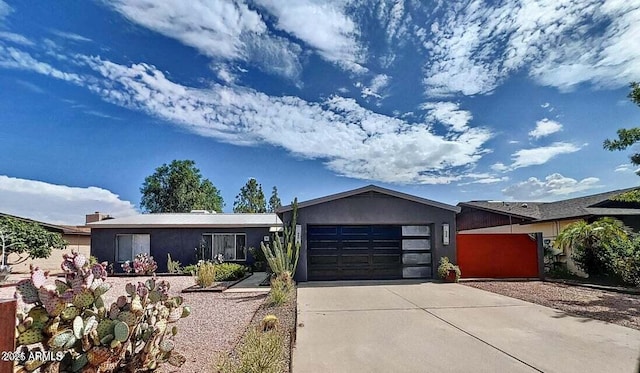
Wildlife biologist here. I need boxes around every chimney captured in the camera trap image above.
[86,212,110,224]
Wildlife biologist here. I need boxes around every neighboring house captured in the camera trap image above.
[1,212,91,273]
[456,188,640,274]
[88,213,283,272]
[277,185,459,281]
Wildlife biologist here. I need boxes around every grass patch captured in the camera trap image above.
[215,281,297,373]
[266,277,294,306]
[216,263,248,281]
[217,328,286,373]
[195,261,217,288]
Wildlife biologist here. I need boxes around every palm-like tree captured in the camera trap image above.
[554,217,631,275]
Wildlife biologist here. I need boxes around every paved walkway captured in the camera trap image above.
[293,281,640,373]
[224,272,270,293]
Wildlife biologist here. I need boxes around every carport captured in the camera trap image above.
[277,185,459,281]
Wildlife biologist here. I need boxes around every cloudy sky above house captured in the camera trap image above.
[1,0,639,225]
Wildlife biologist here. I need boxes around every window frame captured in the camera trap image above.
[202,233,247,261]
[115,233,150,263]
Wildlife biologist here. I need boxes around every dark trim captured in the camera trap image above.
[535,232,544,280]
[278,185,460,213]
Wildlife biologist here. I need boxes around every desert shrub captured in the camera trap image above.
[13,253,190,372]
[183,264,198,275]
[89,255,99,265]
[249,247,267,271]
[546,264,575,279]
[267,276,293,306]
[215,263,247,281]
[217,328,285,373]
[195,261,217,288]
[167,253,183,274]
[121,253,158,275]
[437,256,461,282]
[260,199,300,278]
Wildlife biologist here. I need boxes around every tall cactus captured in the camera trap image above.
[260,198,300,279]
[13,252,190,372]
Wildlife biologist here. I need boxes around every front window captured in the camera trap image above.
[202,233,246,261]
[116,234,150,262]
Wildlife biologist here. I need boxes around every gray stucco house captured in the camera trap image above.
[278,185,459,281]
[88,185,459,281]
[88,213,283,273]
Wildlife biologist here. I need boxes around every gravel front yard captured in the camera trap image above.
[464,281,640,330]
[1,275,267,373]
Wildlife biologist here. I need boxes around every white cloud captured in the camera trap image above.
[0,46,83,83]
[77,57,492,184]
[421,101,472,132]
[614,163,640,173]
[509,142,582,170]
[0,175,137,225]
[615,164,631,172]
[361,74,390,100]
[50,30,92,42]
[528,118,563,139]
[502,173,600,200]
[541,102,550,108]
[254,0,367,73]
[105,0,303,80]
[458,174,509,185]
[421,0,640,95]
[15,79,44,93]
[490,162,508,172]
[0,31,34,46]
[0,0,11,20]
[212,63,237,84]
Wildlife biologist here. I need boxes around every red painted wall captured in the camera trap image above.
[456,234,539,278]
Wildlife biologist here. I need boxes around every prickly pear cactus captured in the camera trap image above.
[13,252,190,372]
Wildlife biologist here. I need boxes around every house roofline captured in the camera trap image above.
[456,202,538,220]
[88,223,281,229]
[277,184,460,213]
[0,212,90,235]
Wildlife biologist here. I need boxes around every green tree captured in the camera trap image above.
[268,186,282,213]
[233,178,266,213]
[0,216,67,265]
[554,217,630,276]
[140,160,224,213]
[604,82,640,173]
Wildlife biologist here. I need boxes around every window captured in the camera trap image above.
[116,234,150,262]
[202,233,246,261]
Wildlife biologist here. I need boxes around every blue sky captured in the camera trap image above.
[1,0,639,225]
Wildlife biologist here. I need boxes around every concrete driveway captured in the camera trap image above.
[293,282,640,373]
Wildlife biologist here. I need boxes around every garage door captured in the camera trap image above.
[307,225,402,280]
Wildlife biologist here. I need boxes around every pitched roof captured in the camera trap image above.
[278,184,460,213]
[458,187,640,222]
[0,212,90,235]
[86,213,283,228]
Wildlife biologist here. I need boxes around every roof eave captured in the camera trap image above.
[457,202,539,220]
[89,224,282,229]
[278,185,460,213]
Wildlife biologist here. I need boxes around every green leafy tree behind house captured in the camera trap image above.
[604,82,640,170]
[233,178,267,213]
[140,160,224,213]
[0,216,67,265]
[268,186,282,213]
